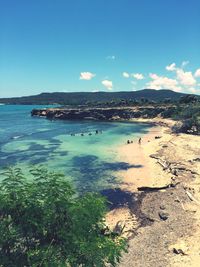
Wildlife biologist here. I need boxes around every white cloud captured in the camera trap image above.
[181,61,189,68]
[132,73,144,80]
[176,69,196,87]
[147,73,182,92]
[166,63,176,71]
[102,80,113,90]
[166,62,196,87]
[194,68,200,78]
[80,72,96,80]
[142,61,199,93]
[122,72,130,78]
[106,55,116,60]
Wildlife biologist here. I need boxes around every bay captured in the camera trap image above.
[0,105,151,192]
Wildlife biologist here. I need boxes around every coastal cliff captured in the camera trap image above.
[31,106,172,121]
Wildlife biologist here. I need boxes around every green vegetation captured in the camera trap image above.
[171,103,200,135]
[0,89,188,105]
[158,95,200,135]
[0,168,126,267]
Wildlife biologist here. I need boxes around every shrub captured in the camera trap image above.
[161,107,176,118]
[172,116,200,135]
[0,168,126,267]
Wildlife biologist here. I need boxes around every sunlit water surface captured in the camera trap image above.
[0,105,151,193]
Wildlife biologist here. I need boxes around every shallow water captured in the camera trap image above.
[0,105,151,193]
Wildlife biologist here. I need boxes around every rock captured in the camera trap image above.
[149,154,160,159]
[169,241,189,256]
[113,220,126,235]
[191,170,198,175]
[171,169,178,176]
[41,111,47,116]
[111,115,121,120]
[173,248,186,255]
[193,157,200,162]
[160,205,166,210]
[158,211,169,221]
[162,144,168,148]
[170,181,179,187]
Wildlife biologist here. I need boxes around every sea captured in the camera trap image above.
[0,105,151,193]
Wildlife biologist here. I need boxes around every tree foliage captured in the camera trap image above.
[0,168,126,267]
[0,89,189,105]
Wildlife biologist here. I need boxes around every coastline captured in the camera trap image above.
[106,118,200,267]
[105,122,171,237]
[117,124,172,192]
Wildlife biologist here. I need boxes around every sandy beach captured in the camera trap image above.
[117,124,172,191]
[106,119,200,267]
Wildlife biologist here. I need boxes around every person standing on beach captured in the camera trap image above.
[138,137,141,144]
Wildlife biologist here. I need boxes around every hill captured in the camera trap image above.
[0,89,192,105]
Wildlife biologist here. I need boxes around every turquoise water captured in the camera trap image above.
[0,105,151,193]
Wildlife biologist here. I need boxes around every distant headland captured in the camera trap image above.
[0,89,195,105]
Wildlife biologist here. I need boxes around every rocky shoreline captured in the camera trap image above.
[31,106,173,121]
[31,106,200,135]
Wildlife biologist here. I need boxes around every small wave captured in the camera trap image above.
[12,135,22,140]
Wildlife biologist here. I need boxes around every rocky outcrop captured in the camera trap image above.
[31,106,169,121]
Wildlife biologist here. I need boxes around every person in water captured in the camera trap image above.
[138,137,141,144]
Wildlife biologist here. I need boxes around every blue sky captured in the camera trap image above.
[0,0,200,97]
